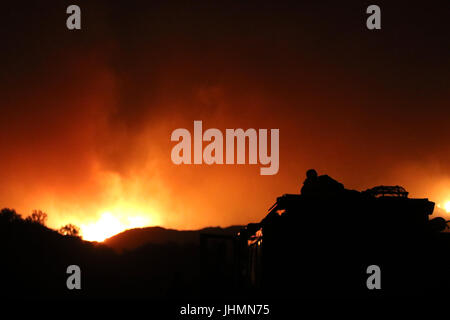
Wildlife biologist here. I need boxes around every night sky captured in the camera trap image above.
[1,1,449,238]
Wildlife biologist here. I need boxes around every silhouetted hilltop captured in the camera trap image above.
[0,208,242,299]
[0,208,117,298]
[104,225,243,251]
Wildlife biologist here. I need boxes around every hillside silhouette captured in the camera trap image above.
[0,208,240,299]
[104,226,242,252]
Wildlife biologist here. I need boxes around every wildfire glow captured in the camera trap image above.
[80,212,151,242]
[444,201,450,213]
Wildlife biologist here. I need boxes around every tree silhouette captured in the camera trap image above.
[59,224,80,237]
[0,208,22,223]
[26,210,48,225]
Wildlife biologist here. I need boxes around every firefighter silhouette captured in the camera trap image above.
[300,169,344,195]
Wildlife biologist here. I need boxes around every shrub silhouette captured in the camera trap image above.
[25,210,48,225]
[0,208,22,223]
[59,224,80,237]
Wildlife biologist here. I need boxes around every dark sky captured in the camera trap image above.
[1,1,449,237]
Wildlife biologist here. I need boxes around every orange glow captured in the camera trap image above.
[73,172,162,241]
[1,28,450,237]
[444,201,450,213]
[80,212,151,242]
